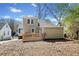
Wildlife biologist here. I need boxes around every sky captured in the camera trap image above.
[0,3,58,24]
[0,3,79,25]
[0,3,37,20]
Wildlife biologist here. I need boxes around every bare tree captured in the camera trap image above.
[36,4,48,19]
[45,3,69,26]
[0,18,19,36]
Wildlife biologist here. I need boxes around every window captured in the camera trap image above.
[19,28,23,34]
[32,29,35,33]
[38,23,40,26]
[27,19,30,24]
[4,31,5,36]
[6,25,8,27]
[31,19,33,24]
[8,31,9,35]
[19,28,20,33]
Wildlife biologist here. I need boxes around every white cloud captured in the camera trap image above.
[9,7,22,13]
[31,3,37,7]
[15,18,22,21]
[3,16,11,18]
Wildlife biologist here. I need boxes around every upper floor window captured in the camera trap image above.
[31,19,33,24]
[27,18,34,24]
[27,19,30,24]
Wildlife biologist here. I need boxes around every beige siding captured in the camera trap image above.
[43,27,64,39]
[23,16,64,41]
[23,16,41,41]
[23,33,43,42]
[23,16,39,33]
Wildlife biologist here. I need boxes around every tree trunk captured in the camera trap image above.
[76,31,78,39]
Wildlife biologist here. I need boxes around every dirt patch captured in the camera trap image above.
[0,39,79,56]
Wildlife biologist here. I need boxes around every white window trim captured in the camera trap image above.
[31,19,33,24]
[30,18,33,24]
[27,18,34,25]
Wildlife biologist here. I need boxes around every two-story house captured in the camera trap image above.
[23,16,64,41]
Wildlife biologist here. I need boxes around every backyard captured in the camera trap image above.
[0,39,79,56]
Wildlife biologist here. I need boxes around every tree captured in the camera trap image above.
[0,18,19,36]
[36,4,48,19]
[64,5,79,39]
[45,3,69,26]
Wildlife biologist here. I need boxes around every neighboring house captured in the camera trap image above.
[0,23,12,40]
[23,16,64,41]
[18,21,23,36]
[0,18,20,36]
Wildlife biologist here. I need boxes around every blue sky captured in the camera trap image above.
[0,3,58,24]
[0,3,37,20]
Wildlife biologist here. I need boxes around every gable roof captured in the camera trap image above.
[0,22,11,30]
[0,22,5,29]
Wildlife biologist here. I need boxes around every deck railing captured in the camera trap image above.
[22,33,45,42]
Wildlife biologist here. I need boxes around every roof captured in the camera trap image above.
[0,22,5,29]
[38,19,54,27]
[23,16,38,19]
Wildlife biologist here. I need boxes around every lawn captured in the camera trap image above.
[0,39,79,56]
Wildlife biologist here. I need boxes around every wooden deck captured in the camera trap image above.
[23,33,45,42]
